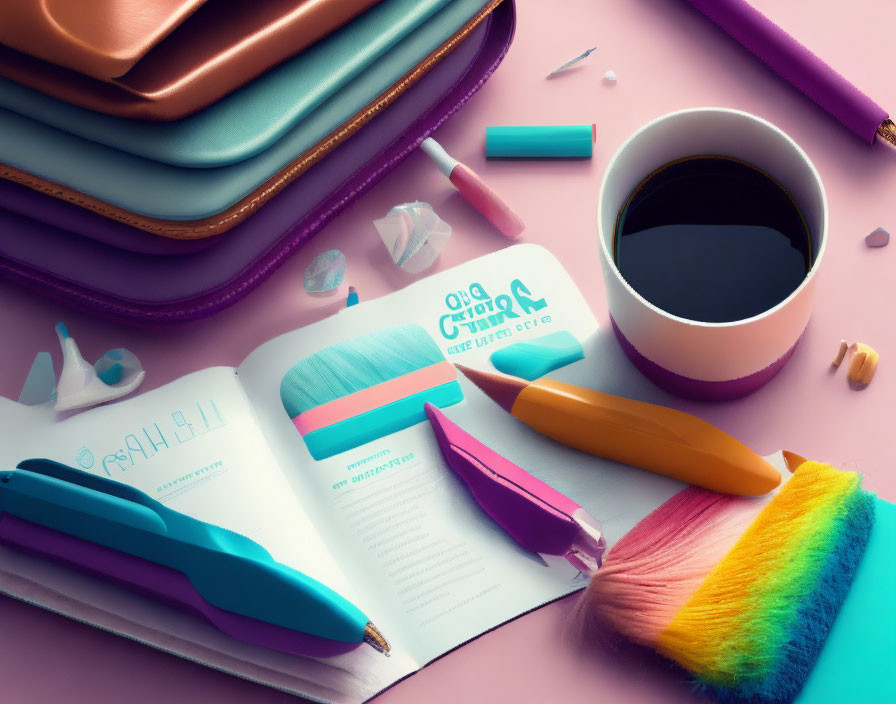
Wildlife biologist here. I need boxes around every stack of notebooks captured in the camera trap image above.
[0,0,515,323]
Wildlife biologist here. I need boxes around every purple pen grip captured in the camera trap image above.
[0,514,361,657]
[686,0,887,142]
[453,457,581,556]
[425,405,580,556]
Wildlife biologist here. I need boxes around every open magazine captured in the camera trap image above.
[0,245,785,703]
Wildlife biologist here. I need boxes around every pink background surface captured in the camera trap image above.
[0,0,893,701]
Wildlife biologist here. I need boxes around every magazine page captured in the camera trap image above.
[237,244,689,666]
[0,367,351,592]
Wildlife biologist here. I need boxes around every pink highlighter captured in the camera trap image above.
[425,403,605,574]
[419,137,525,239]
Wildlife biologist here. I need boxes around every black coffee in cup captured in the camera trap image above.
[612,155,812,323]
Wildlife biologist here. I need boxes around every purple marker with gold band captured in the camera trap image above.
[683,0,896,150]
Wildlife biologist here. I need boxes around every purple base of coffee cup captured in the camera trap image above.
[610,317,799,401]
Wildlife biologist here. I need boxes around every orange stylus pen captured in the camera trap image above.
[455,365,781,497]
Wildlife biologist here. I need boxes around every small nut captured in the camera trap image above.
[832,340,848,367]
[847,343,879,386]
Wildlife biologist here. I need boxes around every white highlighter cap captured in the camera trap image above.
[419,137,459,177]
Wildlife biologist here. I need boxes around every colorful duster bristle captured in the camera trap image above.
[280,324,463,460]
[580,462,876,704]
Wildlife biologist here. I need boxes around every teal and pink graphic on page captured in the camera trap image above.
[279,325,463,460]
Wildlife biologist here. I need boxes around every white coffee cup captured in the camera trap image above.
[597,108,827,400]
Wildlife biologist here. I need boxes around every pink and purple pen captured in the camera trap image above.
[684,0,896,150]
[425,403,605,575]
[420,137,525,239]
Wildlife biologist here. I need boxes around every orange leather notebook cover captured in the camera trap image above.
[0,0,382,120]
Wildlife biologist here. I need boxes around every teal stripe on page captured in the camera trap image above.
[303,382,463,460]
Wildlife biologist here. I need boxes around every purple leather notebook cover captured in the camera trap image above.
[0,0,515,324]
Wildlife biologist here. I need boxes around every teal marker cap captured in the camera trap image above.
[486,124,595,158]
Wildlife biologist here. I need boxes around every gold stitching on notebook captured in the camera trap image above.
[0,0,504,240]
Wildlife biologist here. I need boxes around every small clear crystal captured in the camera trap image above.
[95,348,143,386]
[304,249,346,293]
[17,352,55,405]
[374,202,451,274]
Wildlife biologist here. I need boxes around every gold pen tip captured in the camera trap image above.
[876,119,896,152]
[364,622,390,653]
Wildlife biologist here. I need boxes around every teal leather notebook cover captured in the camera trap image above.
[0,0,451,168]
[797,497,896,702]
[0,0,489,222]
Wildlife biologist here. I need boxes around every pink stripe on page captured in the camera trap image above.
[292,361,457,435]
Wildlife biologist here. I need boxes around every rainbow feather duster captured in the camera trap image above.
[580,461,875,704]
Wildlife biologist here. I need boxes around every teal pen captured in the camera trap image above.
[346,285,359,307]
[0,459,388,656]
